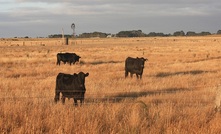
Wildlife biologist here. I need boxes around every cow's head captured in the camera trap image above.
[137,57,148,61]
[77,72,89,86]
[75,55,81,62]
[137,57,148,68]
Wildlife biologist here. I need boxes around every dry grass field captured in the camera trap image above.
[1,36,221,133]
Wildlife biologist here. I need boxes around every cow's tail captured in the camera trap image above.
[54,78,60,103]
[56,54,60,65]
[125,58,129,78]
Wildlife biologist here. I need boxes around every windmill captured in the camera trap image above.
[62,28,64,39]
[71,23,75,37]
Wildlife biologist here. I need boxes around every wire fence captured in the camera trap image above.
[0,85,218,105]
[0,96,215,106]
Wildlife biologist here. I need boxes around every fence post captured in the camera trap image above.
[65,38,69,45]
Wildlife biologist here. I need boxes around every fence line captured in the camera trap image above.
[0,96,214,106]
[0,84,218,92]
[0,85,218,100]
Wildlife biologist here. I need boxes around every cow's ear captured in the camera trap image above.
[85,73,89,77]
[137,57,139,59]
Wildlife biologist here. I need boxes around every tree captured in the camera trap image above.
[78,32,109,38]
[217,30,221,34]
[198,32,211,36]
[116,30,145,37]
[146,32,168,37]
[173,31,185,36]
[186,31,197,36]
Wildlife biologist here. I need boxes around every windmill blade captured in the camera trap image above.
[71,22,75,37]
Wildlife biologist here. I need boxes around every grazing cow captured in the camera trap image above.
[56,53,81,65]
[125,57,147,79]
[54,72,89,106]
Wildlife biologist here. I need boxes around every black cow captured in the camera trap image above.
[56,53,81,65]
[54,72,89,106]
[125,57,148,79]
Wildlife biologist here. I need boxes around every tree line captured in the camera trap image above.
[48,30,221,38]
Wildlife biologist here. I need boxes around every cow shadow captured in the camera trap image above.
[89,60,122,65]
[80,60,122,65]
[156,70,217,78]
[186,56,221,63]
[85,87,191,104]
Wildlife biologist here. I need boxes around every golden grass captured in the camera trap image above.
[1,36,221,133]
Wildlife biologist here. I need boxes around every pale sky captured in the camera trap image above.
[0,0,221,37]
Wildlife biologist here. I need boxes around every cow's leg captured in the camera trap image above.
[54,90,60,103]
[136,74,139,79]
[74,98,78,106]
[140,74,142,79]
[130,73,133,78]
[80,99,84,106]
[80,95,84,106]
[125,71,129,78]
[62,96,65,104]
[57,60,60,65]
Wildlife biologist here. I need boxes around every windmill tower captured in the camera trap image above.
[62,28,68,45]
[62,28,64,39]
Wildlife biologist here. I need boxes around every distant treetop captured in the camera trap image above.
[48,29,221,38]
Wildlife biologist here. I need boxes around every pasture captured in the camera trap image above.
[1,36,221,133]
